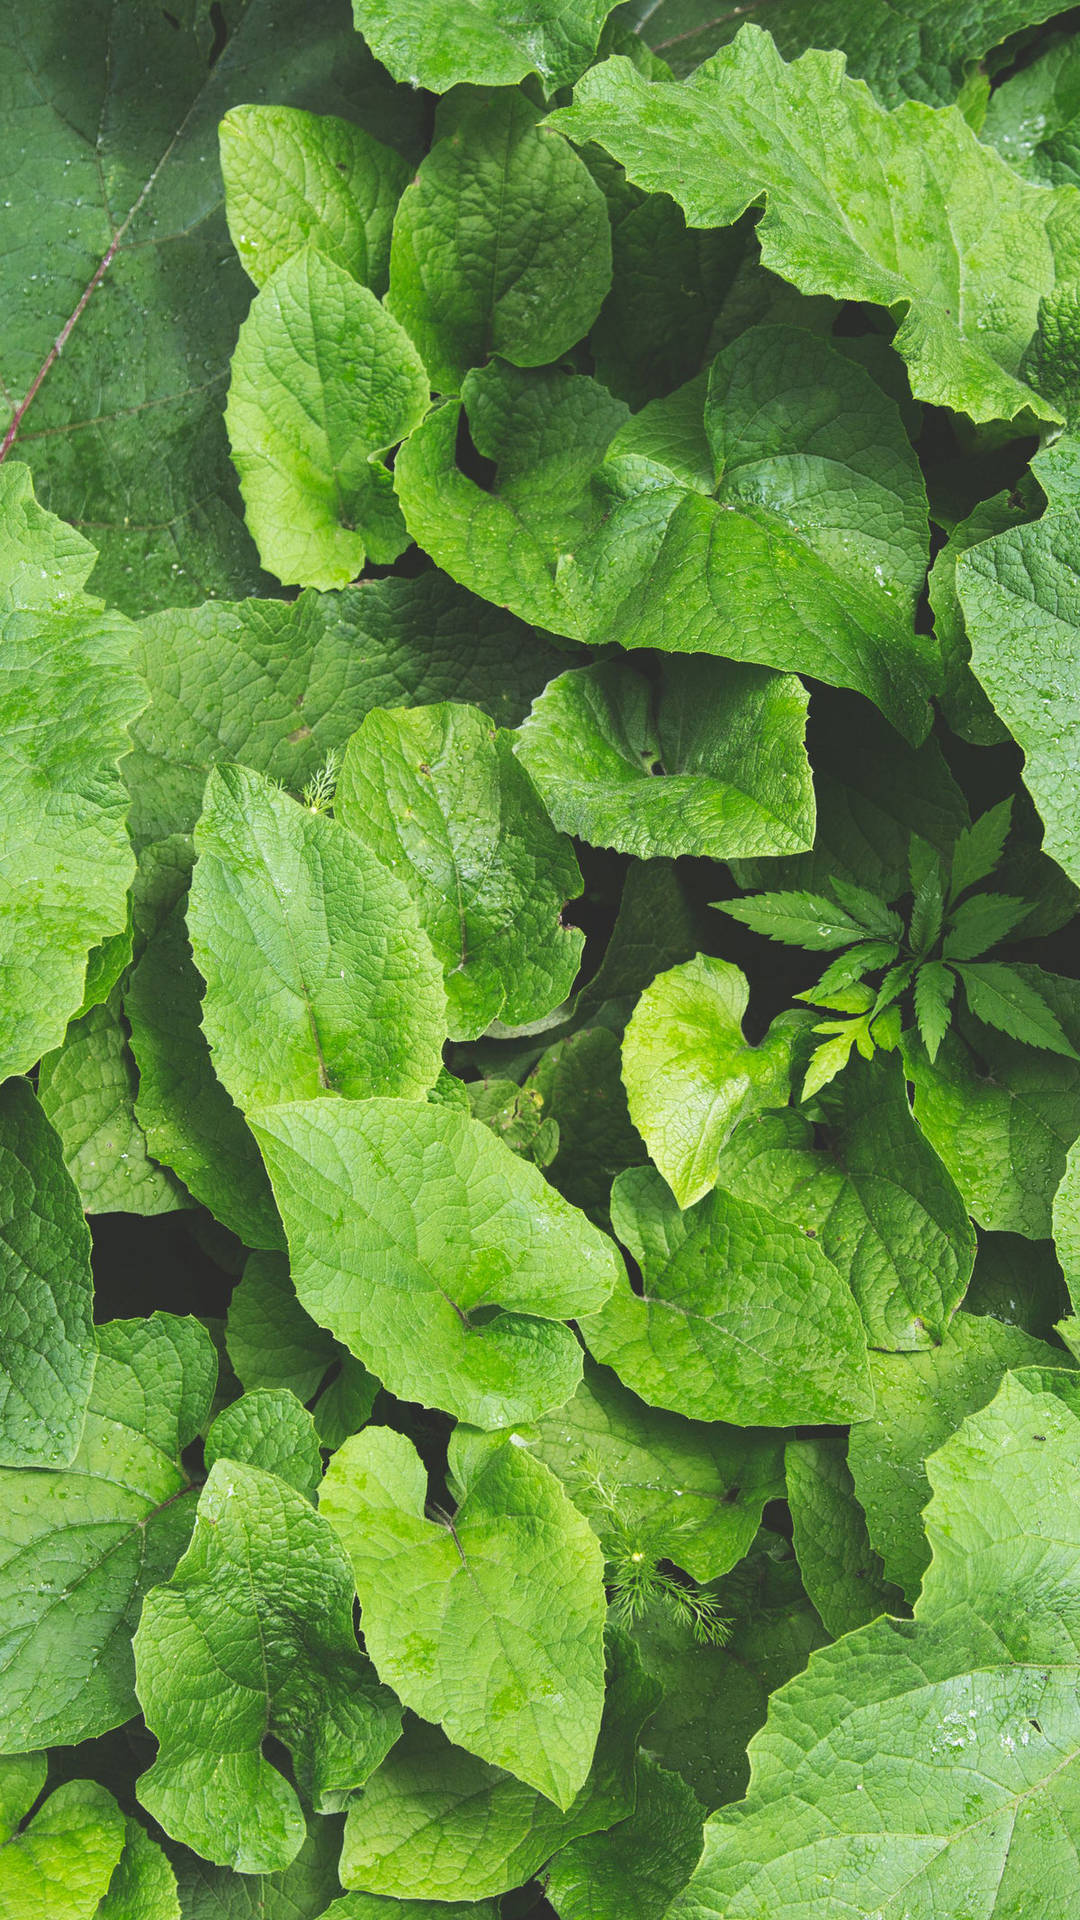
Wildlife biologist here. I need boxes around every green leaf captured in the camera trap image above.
[0,1313,215,1750]
[125,902,283,1250]
[169,1809,343,1920]
[225,249,428,589]
[204,1389,323,1502]
[225,1251,337,1403]
[38,995,188,1218]
[668,1369,1080,1917]
[312,1354,380,1452]
[621,954,796,1210]
[1053,1134,1080,1310]
[518,1357,785,1584]
[133,1458,401,1874]
[785,1435,903,1638]
[338,1631,657,1900]
[847,1310,1070,1603]
[324,1894,498,1920]
[188,764,446,1109]
[913,958,957,1061]
[715,1053,977,1349]
[541,1753,704,1920]
[388,88,610,392]
[550,26,1080,425]
[982,31,1080,182]
[0,1079,96,1468]
[0,469,146,1079]
[98,1817,180,1920]
[718,890,870,951]
[0,1775,125,1920]
[928,490,1036,746]
[349,0,618,91]
[220,106,408,296]
[583,1165,873,1426]
[322,1425,607,1805]
[514,658,814,862]
[957,958,1080,1056]
[250,1096,621,1428]
[336,701,583,1041]
[525,1029,645,1229]
[799,1023,861,1103]
[948,797,1014,898]
[0,1752,45,1842]
[573,859,701,1028]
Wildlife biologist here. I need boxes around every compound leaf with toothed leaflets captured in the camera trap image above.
[250,1096,622,1429]
[336,702,583,1042]
[321,1425,607,1806]
[188,764,446,1111]
[133,1459,401,1876]
[0,1313,215,1751]
[349,0,619,92]
[37,995,188,1218]
[549,26,1080,426]
[225,249,429,591]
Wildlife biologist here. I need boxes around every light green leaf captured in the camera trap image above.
[322,1425,606,1805]
[188,764,446,1109]
[525,1029,645,1229]
[38,995,188,1218]
[519,1357,785,1584]
[323,1894,498,1920]
[550,26,1080,424]
[573,858,701,1027]
[467,1077,559,1168]
[0,469,145,1079]
[1054,1134,1080,1308]
[0,1752,44,1842]
[785,1435,903,1638]
[913,957,957,1060]
[958,958,1080,1056]
[0,1313,215,1750]
[205,1390,323,1501]
[583,1165,873,1426]
[621,954,796,1209]
[220,106,408,295]
[0,1079,95,1468]
[349,0,617,91]
[0,1776,125,1920]
[336,701,583,1041]
[982,31,1080,183]
[715,1053,976,1348]
[847,1310,1070,1602]
[515,657,813,862]
[226,249,428,589]
[225,1251,337,1403]
[97,1817,180,1920]
[542,1753,704,1920]
[134,1459,401,1874]
[250,1096,621,1428]
[169,1809,343,1920]
[718,889,872,950]
[388,88,610,391]
[338,1632,657,1900]
[669,1369,1080,1918]
[312,1355,380,1452]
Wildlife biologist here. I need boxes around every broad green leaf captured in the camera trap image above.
[336,702,583,1041]
[225,1251,337,1403]
[550,26,1080,425]
[905,975,1080,1236]
[518,1357,785,1584]
[467,1077,559,1168]
[526,1029,646,1229]
[0,1314,215,1751]
[1054,1135,1080,1307]
[584,1165,873,1426]
[515,658,813,862]
[669,1370,1080,1918]
[982,32,1080,183]
[322,1425,606,1805]
[349,0,617,91]
[220,106,408,295]
[542,1754,703,1920]
[958,957,1080,1054]
[226,249,428,589]
[621,955,796,1209]
[312,1355,380,1452]
[0,469,145,1079]
[250,1096,621,1428]
[169,1811,343,1920]
[959,436,1080,886]
[715,1054,976,1349]
[964,1230,1069,1341]
[388,88,610,391]
[204,1389,323,1501]
[125,902,283,1250]
[0,1752,44,1841]
[325,1895,498,1920]
[0,1776,124,1920]
[785,1435,903,1638]
[847,1310,1070,1602]
[573,859,701,1027]
[189,764,446,1109]
[134,1459,401,1874]
[0,1080,95,1468]
[928,487,1036,745]
[98,1817,180,1920]
[339,1632,658,1899]
[38,996,188,1217]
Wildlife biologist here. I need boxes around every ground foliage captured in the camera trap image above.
[4,2,1080,1915]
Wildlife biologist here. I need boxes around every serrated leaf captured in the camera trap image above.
[515,657,814,862]
[322,1425,606,1806]
[388,88,610,392]
[825,876,903,939]
[250,1096,621,1428]
[0,1314,215,1750]
[349,0,617,91]
[225,1251,337,1403]
[583,1164,872,1427]
[0,1774,125,1920]
[718,890,868,950]
[226,249,428,589]
[942,890,1027,960]
[799,1026,859,1103]
[949,797,1014,898]
[134,1459,401,1874]
[621,954,796,1209]
[336,701,583,1041]
[204,1390,323,1502]
[785,1435,903,1638]
[957,958,1080,1057]
[550,26,1080,424]
[188,764,446,1109]
[913,958,957,1061]
[541,1752,704,1920]
[220,106,408,296]
[805,942,899,1000]
[38,996,188,1218]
